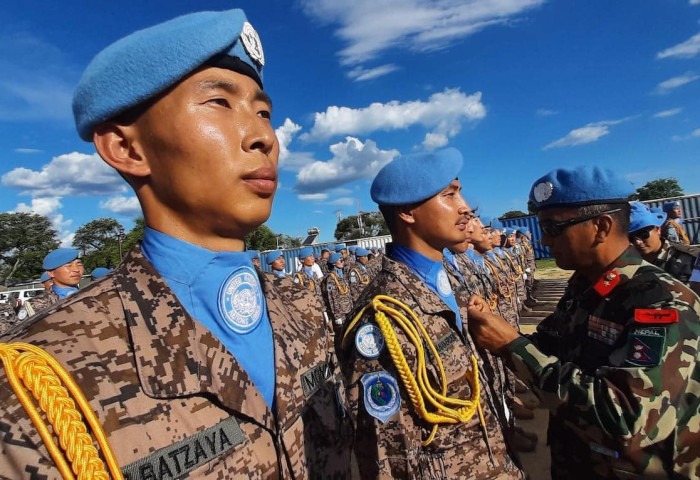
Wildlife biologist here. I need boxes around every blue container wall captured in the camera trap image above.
[500,215,551,259]
[643,193,700,244]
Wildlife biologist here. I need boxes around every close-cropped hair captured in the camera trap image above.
[577,202,630,233]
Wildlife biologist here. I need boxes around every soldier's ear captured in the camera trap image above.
[93,122,151,179]
[396,205,416,225]
[592,215,614,244]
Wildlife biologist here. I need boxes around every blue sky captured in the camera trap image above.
[2,0,699,245]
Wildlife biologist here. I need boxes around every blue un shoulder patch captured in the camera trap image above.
[361,371,401,423]
[218,265,264,334]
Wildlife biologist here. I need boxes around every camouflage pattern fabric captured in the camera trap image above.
[662,218,690,245]
[0,303,17,335]
[293,269,321,298]
[347,265,371,303]
[15,290,60,323]
[504,246,700,479]
[318,258,330,276]
[0,246,353,479]
[366,256,382,277]
[321,271,353,334]
[339,255,523,480]
[651,240,697,284]
[520,239,537,302]
[506,246,527,306]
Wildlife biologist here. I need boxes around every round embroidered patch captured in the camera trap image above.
[217,265,263,334]
[436,269,452,297]
[355,324,385,358]
[533,181,554,203]
[240,21,265,66]
[361,371,401,423]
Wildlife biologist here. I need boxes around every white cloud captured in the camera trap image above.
[653,107,682,118]
[299,0,544,67]
[423,132,449,150]
[14,148,43,154]
[274,118,317,172]
[299,193,329,201]
[655,72,699,94]
[14,197,62,216]
[99,195,142,217]
[543,117,632,150]
[301,88,486,143]
[657,32,700,59]
[328,197,355,206]
[347,64,400,81]
[671,127,700,141]
[295,137,398,194]
[2,152,127,197]
[536,108,558,116]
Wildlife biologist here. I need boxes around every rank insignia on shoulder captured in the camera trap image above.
[355,324,385,359]
[634,309,679,324]
[361,371,401,423]
[593,270,620,296]
[624,327,665,367]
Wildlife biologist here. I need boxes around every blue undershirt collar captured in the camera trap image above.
[52,285,78,299]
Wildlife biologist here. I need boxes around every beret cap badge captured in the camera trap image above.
[240,22,265,66]
[533,181,554,203]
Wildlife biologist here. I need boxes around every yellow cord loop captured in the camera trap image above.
[331,272,349,294]
[0,342,124,480]
[343,295,485,446]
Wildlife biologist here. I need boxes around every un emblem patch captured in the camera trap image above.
[361,371,400,423]
[436,269,452,297]
[355,324,385,359]
[218,265,263,334]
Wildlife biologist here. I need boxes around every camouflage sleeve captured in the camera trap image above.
[505,298,700,447]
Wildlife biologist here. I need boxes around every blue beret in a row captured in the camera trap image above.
[43,248,80,270]
[247,250,260,260]
[663,201,680,212]
[370,148,463,205]
[355,247,369,257]
[504,227,517,236]
[348,245,357,252]
[298,247,314,259]
[629,202,666,232]
[378,247,385,252]
[73,9,265,141]
[40,272,51,282]
[335,244,347,252]
[491,219,504,231]
[480,216,492,228]
[265,250,282,264]
[529,166,633,210]
[328,252,343,264]
[91,267,112,279]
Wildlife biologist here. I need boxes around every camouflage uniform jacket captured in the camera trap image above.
[16,290,60,321]
[651,240,697,284]
[321,270,353,332]
[0,303,17,335]
[504,246,700,479]
[0,246,353,479]
[483,253,519,329]
[661,218,690,245]
[347,264,371,303]
[339,255,523,480]
[293,268,321,296]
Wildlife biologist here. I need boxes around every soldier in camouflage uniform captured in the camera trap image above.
[661,200,691,245]
[321,252,353,335]
[629,202,699,295]
[0,302,17,335]
[318,248,331,276]
[339,149,523,479]
[468,166,700,479]
[0,10,353,479]
[516,228,538,307]
[347,247,372,302]
[293,247,322,296]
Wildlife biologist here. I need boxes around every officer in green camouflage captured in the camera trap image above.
[467,166,700,479]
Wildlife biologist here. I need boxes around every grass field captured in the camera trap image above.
[535,258,557,270]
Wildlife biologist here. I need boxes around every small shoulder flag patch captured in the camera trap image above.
[634,309,679,324]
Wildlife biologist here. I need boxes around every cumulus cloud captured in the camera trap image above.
[299,0,544,67]
[274,118,317,171]
[655,72,699,94]
[14,197,62,216]
[100,195,142,217]
[301,89,486,144]
[347,64,400,81]
[543,117,632,150]
[657,32,700,59]
[653,107,682,118]
[2,152,127,197]
[295,137,398,194]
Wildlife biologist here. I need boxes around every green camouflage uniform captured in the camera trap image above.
[651,240,697,284]
[0,246,353,479]
[503,246,700,479]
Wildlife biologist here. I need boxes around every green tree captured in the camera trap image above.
[500,210,529,219]
[631,178,684,201]
[0,212,59,284]
[123,217,146,252]
[245,225,280,251]
[277,234,302,249]
[72,218,125,271]
[334,211,389,241]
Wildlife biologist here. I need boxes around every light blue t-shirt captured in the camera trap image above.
[52,284,78,299]
[141,227,275,407]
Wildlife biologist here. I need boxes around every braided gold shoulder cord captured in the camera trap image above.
[331,272,349,294]
[0,342,123,480]
[342,295,485,445]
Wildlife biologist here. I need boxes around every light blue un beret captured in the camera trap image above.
[662,201,680,213]
[247,250,260,260]
[370,148,463,205]
[73,9,265,141]
[490,219,503,231]
[265,250,282,264]
[348,245,357,253]
[43,248,80,270]
[328,252,343,264]
[298,247,314,259]
[40,272,50,282]
[355,247,369,257]
[91,267,112,279]
[335,244,347,252]
[529,166,633,211]
[504,227,517,236]
[629,202,666,232]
